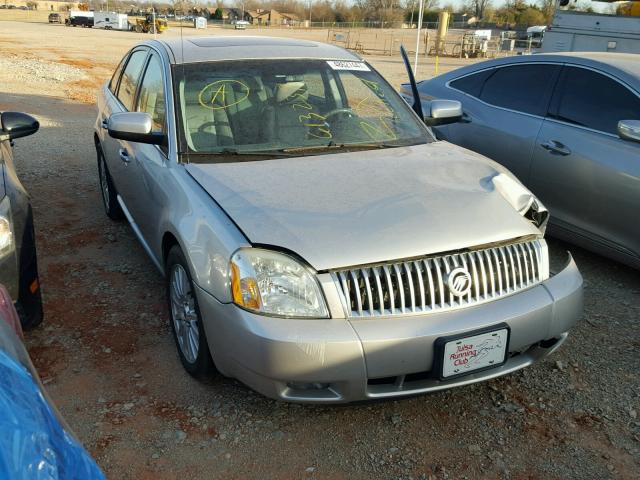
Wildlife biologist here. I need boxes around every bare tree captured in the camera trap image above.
[538,0,555,22]
[471,0,490,19]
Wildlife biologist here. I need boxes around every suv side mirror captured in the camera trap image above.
[618,120,640,143]
[107,112,167,146]
[0,112,39,140]
[423,99,463,127]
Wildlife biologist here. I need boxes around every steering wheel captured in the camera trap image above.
[323,108,356,124]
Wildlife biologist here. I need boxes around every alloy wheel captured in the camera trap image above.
[169,264,200,363]
[98,156,110,211]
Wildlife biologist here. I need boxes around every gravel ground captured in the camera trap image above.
[1,21,639,480]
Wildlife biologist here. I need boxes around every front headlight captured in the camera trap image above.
[229,248,329,318]
[0,196,14,260]
[492,173,549,233]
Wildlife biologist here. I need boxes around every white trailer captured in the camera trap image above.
[541,6,640,53]
[93,12,129,30]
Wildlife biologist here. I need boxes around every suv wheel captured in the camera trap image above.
[166,245,214,377]
[96,146,123,220]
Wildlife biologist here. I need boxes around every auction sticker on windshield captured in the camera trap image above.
[327,60,370,71]
[437,327,509,379]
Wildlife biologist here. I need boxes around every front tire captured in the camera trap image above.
[96,146,123,220]
[166,246,214,377]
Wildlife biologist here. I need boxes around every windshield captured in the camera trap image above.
[174,59,432,161]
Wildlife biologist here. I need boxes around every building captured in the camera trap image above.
[1,0,80,11]
[246,8,299,26]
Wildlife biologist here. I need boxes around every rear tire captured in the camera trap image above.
[96,145,123,220]
[166,246,214,378]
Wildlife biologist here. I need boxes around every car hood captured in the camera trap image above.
[185,142,541,271]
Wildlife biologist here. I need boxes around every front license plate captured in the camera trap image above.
[439,327,509,379]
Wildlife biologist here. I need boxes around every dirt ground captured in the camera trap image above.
[1,20,639,480]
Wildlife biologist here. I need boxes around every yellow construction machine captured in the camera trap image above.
[617,1,640,16]
[130,13,168,34]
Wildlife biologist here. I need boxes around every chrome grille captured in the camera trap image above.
[332,239,549,318]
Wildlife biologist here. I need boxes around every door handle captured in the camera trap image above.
[118,148,131,163]
[460,112,472,123]
[101,119,109,129]
[541,140,571,156]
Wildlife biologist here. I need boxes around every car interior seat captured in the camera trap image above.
[181,78,235,151]
[272,79,312,144]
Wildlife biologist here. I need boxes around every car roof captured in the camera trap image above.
[437,52,640,89]
[147,36,362,64]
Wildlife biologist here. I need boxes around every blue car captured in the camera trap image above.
[0,285,104,480]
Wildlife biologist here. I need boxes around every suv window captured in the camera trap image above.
[136,54,166,133]
[117,50,148,111]
[479,64,560,116]
[550,66,640,135]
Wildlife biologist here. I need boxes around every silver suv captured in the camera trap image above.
[94,37,583,403]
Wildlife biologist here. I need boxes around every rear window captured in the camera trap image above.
[116,50,148,111]
[449,69,493,98]
[109,57,126,94]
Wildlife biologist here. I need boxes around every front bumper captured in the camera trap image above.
[196,254,583,403]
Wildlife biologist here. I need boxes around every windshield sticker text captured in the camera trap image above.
[327,61,371,72]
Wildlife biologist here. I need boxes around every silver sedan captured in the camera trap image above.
[401,52,640,269]
[94,37,583,403]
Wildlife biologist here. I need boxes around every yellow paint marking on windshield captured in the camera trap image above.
[290,93,313,110]
[361,79,385,98]
[299,112,332,139]
[298,112,327,127]
[355,95,390,117]
[289,93,332,139]
[198,80,250,110]
[354,78,399,141]
[360,118,397,141]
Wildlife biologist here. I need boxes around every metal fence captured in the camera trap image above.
[326,27,537,58]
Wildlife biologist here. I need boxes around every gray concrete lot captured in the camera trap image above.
[0,20,639,480]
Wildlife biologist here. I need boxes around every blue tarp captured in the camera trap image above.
[0,349,105,480]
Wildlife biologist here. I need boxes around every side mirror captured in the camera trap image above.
[618,120,640,143]
[107,112,166,146]
[423,99,463,127]
[0,112,39,140]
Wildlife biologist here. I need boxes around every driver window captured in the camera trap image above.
[136,54,166,134]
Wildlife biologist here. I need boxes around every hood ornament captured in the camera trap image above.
[447,267,472,297]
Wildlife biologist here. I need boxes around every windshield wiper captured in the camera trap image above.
[188,148,293,156]
[278,141,412,154]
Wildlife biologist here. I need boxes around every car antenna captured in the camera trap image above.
[399,45,424,120]
[178,1,188,164]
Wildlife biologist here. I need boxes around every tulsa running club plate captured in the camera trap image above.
[435,325,510,380]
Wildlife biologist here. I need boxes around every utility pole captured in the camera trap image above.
[414,0,425,74]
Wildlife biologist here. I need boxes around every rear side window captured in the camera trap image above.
[108,57,126,94]
[449,69,493,98]
[550,66,640,135]
[116,50,148,111]
[479,64,561,116]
